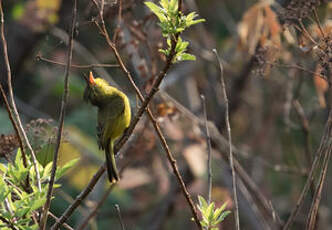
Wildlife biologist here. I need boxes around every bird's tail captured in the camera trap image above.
[105,140,119,183]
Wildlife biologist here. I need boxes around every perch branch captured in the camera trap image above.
[40,0,77,229]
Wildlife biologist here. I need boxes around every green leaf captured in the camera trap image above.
[188,18,205,27]
[219,201,228,212]
[1,210,12,219]
[213,202,228,220]
[175,39,189,52]
[15,148,23,169]
[200,220,208,227]
[169,0,178,14]
[0,178,10,203]
[178,53,196,61]
[12,3,24,20]
[145,2,167,22]
[36,143,55,167]
[30,197,46,211]
[198,195,208,210]
[185,12,205,27]
[55,158,79,180]
[214,210,231,225]
[15,206,30,218]
[207,202,215,223]
[41,162,53,180]
[0,163,7,173]
[186,12,196,22]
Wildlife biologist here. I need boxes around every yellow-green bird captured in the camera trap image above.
[84,72,131,183]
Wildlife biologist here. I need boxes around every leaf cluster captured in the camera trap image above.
[145,0,205,62]
[197,195,231,230]
[0,149,78,230]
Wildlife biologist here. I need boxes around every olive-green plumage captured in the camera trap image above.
[84,72,131,183]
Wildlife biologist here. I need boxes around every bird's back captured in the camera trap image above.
[97,85,131,149]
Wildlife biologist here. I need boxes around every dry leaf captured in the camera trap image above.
[238,2,281,54]
[156,102,179,122]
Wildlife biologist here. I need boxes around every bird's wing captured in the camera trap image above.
[97,95,125,149]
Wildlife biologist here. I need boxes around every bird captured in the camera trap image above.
[83,71,131,183]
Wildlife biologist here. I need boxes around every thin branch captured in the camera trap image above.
[51,165,105,230]
[115,204,126,230]
[306,112,332,230]
[268,62,326,79]
[306,146,331,230]
[0,84,27,167]
[298,20,317,45]
[48,212,74,230]
[113,0,123,43]
[293,100,312,165]
[76,185,114,230]
[161,90,283,227]
[36,54,120,68]
[0,84,26,161]
[201,95,212,204]
[283,109,332,230]
[313,9,325,38]
[40,0,77,229]
[0,0,41,191]
[213,49,240,230]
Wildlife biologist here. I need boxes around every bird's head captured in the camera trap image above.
[83,71,109,106]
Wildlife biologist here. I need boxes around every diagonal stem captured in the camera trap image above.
[40,0,77,229]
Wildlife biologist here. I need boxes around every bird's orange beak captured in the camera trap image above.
[89,71,96,85]
[84,71,96,85]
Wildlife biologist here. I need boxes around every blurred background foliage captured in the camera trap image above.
[0,0,331,229]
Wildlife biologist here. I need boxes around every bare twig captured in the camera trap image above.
[306,111,332,230]
[0,0,41,191]
[0,84,27,167]
[161,90,283,227]
[283,110,332,230]
[48,212,74,230]
[313,9,325,38]
[307,147,332,230]
[201,95,212,204]
[36,55,119,68]
[51,165,105,230]
[268,62,326,80]
[293,100,312,165]
[213,49,240,230]
[297,20,317,45]
[115,204,126,230]
[40,0,77,229]
[76,185,114,230]
[113,0,123,43]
